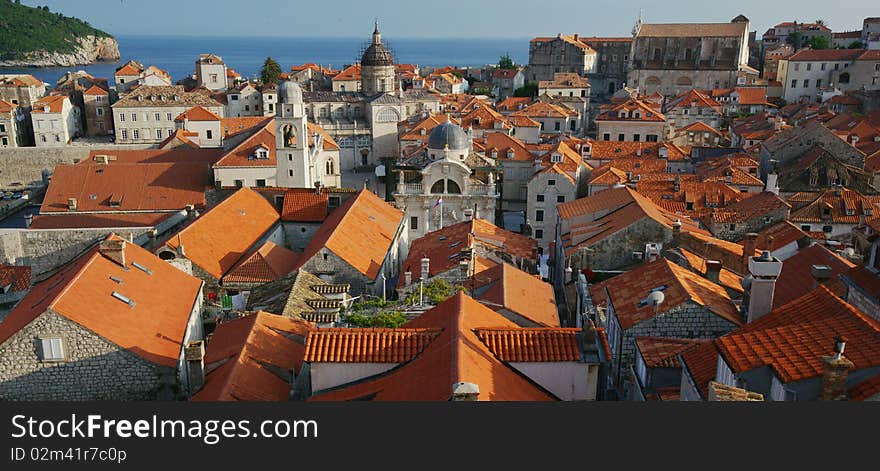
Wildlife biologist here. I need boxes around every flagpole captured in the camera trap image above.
[439,198,443,229]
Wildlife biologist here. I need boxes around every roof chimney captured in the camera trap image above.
[450,382,480,401]
[810,264,833,289]
[672,219,683,237]
[99,238,127,267]
[705,260,722,283]
[420,257,430,281]
[673,174,680,193]
[185,340,206,396]
[821,336,854,400]
[67,197,77,211]
[404,271,412,287]
[742,232,758,269]
[745,250,782,323]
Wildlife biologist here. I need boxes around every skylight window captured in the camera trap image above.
[132,262,152,275]
[112,291,136,308]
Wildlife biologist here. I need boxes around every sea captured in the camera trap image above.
[0,35,530,86]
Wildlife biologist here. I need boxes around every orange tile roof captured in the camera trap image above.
[772,244,855,308]
[849,374,880,401]
[115,61,144,76]
[755,221,809,251]
[676,249,744,295]
[674,120,723,136]
[193,311,312,401]
[480,131,532,161]
[281,188,328,222]
[536,140,591,176]
[596,98,665,122]
[476,328,581,361]
[32,95,67,113]
[27,212,176,230]
[333,64,361,82]
[496,96,532,112]
[164,187,280,279]
[399,219,536,288]
[512,100,578,119]
[585,140,687,161]
[538,72,590,89]
[175,105,221,122]
[635,336,710,368]
[0,99,16,114]
[788,49,864,62]
[472,263,560,327]
[309,293,556,401]
[304,328,441,362]
[213,119,276,168]
[221,117,272,138]
[222,241,301,284]
[790,188,879,225]
[733,87,769,106]
[296,189,402,280]
[83,147,222,165]
[679,340,721,399]
[0,265,30,292]
[0,235,203,367]
[708,191,789,224]
[590,258,742,330]
[40,162,209,214]
[83,84,109,96]
[717,286,880,384]
[666,89,722,112]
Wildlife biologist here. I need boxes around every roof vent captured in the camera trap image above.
[67,198,77,211]
[132,261,152,275]
[111,291,136,308]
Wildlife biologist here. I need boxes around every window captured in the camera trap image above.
[535,229,544,239]
[410,216,419,231]
[801,225,811,231]
[618,134,625,142]
[791,79,797,88]
[256,179,266,187]
[633,134,640,142]
[536,194,545,202]
[121,130,128,140]
[816,79,822,88]
[119,113,125,122]
[206,130,213,140]
[823,225,833,233]
[166,112,172,121]
[646,135,658,142]
[535,210,544,222]
[155,113,161,121]
[210,73,218,83]
[557,195,565,203]
[40,337,65,362]
[131,113,137,122]
[245,105,250,111]
[1,137,7,146]
[132,129,139,140]
[231,95,239,101]
[554,122,560,131]
[821,63,826,71]
[40,135,46,143]
[803,79,809,88]
[548,179,556,186]
[96,108,104,116]
[288,169,294,177]
[603,133,611,141]
[0,124,4,132]
[156,129,163,139]
[234,180,244,188]
[839,73,850,84]
[794,63,800,71]
[729,224,736,231]
[806,63,812,71]
[288,154,293,161]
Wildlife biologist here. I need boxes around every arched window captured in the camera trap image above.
[839,73,850,84]
[431,179,445,193]
[446,180,461,194]
[326,159,335,175]
[376,107,400,122]
[675,76,693,87]
[430,179,462,194]
[646,76,661,85]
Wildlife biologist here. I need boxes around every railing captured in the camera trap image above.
[395,183,496,196]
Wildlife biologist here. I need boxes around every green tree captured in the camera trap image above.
[848,41,864,49]
[260,56,282,85]
[498,53,516,70]
[807,35,830,50]
[513,81,538,97]
[787,31,803,49]
[815,19,828,28]
[342,311,407,328]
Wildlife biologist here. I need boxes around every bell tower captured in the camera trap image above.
[276,80,311,187]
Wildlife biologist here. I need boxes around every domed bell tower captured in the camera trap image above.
[361,20,397,96]
[276,80,310,187]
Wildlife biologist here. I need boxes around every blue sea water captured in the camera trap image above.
[0,35,529,86]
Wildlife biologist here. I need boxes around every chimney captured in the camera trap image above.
[99,238,127,267]
[705,260,722,283]
[450,382,480,401]
[404,271,412,286]
[810,264,833,289]
[67,197,77,211]
[742,232,758,268]
[420,257,430,281]
[672,219,682,237]
[185,340,206,395]
[821,336,854,400]
[185,204,197,221]
[673,174,680,193]
[746,250,782,323]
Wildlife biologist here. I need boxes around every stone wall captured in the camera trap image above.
[570,218,670,272]
[282,222,321,251]
[0,228,152,279]
[0,310,173,400]
[0,146,89,189]
[299,249,376,296]
[710,206,789,241]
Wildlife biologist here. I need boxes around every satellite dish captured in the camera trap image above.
[647,290,665,307]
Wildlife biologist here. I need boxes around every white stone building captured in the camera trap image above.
[31,95,81,147]
[195,54,228,91]
[111,86,223,144]
[0,99,28,147]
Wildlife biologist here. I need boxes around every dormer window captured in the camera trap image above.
[506,150,514,159]
[173,95,180,101]
[491,150,498,159]
[550,153,563,163]
[150,95,156,101]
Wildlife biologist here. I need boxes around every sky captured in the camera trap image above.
[25,0,876,39]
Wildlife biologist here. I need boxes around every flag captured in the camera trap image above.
[433,197,443,208]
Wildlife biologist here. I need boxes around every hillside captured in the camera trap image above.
[0,1,120,66]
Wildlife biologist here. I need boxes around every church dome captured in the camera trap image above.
[428,121,469,150]
[361,22,394,67]
[279,80,303,104]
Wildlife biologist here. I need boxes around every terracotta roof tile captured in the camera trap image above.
[28,212,176,230]
[849,374,880,401]
[175,105,221,122]
[676,249,744,294]
[222,241,301,284]
[32,95,67,113]
[164,187,280,279]
[590,258,742,330]
[708,192,789,224]
[476,328,581,362]
[83,84,109,96]
[309,293,555,401]
[595,98,665,122]
[755,221,809,251]
[280,189,328,222]
[213,120,276,168]
[0,236,203,367]
[296,189,402,280]
[635,337,710,368]
[472,263,559,327]
[304,328,441,362]
[0,265,31,292]
[773,244,855,308]
[193,311,313,401]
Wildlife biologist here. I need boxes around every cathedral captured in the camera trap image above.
[301,22,441,171]
[393,118,499,239]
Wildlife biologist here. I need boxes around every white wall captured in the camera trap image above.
[509,362,598,400]
[309,362,398,393]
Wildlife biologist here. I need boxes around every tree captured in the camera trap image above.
[513,81,538,97]
[815,19,828,27]
[498,53,516,70]
[848,41,864,49]
[260,56,281,85]
[807,35,830,50]
[787,31,803,49]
